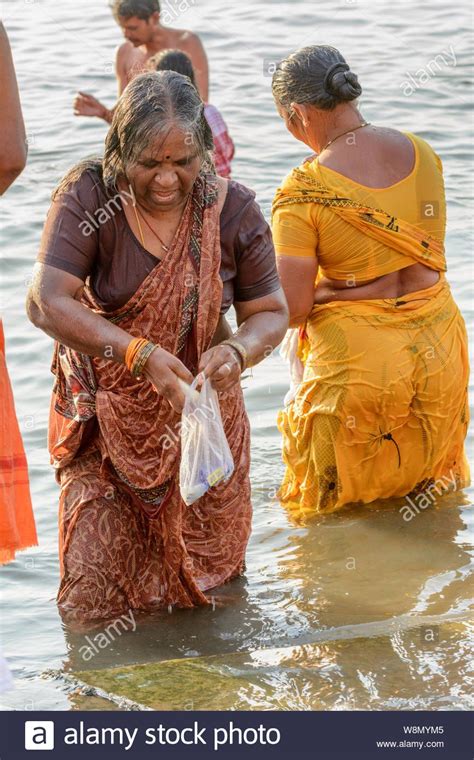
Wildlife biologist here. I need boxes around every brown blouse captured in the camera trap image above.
[37,169,280,315]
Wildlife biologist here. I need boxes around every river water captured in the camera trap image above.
[0,0,472,711]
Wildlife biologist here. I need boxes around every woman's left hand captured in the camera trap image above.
[313,278,336,304]
[198,344,242,392]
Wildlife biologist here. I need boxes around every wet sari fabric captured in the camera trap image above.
[272,157,470,518]
[0,320,37,564]
[49,174,251,623]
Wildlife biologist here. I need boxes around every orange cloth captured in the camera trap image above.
[0,319,37,563]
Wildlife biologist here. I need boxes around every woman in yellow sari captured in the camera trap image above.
[271,45,469,519]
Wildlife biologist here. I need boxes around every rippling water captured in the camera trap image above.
[0,0,473,711]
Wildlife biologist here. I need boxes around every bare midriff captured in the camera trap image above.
[323,262,440,300]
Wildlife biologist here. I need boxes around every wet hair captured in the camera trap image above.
[148,49,196,87]
[272,45,362,112]
[110,0,160,21]
[53,71,213,199]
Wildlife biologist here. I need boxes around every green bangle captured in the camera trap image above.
[132,342,157,377]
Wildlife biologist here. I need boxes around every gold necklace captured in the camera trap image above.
[132,204,170,252]
[320,121,371,153]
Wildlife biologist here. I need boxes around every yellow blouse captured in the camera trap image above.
[272,132,446,280]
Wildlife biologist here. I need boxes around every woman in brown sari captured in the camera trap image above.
[27,71,288,626]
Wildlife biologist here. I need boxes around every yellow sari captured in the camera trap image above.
[272,166,470,518]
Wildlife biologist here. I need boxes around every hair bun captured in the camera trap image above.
[326,66,362,101]
[323,62,349,93]
[272,45,363,112]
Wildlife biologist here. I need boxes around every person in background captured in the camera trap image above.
[0,22,28,195]
[0,19,38,693]
[271,44,469,519]
[74,0,208,123]
[149,49,235,178]
[0,21,37,564]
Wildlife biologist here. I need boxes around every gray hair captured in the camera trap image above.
[272,45,362,112]
[52,70,214,200]
[103,70,214,189]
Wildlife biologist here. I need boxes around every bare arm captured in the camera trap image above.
[26,264,193,411]
[72,43,129,122]
[0,22,27,194]
[198,289,289,391]
[276,254,318,327]
[73,92,115,123]
[183,33,209,101]
[116,42,133,95]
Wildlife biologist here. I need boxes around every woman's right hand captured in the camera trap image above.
[142,347,194,413]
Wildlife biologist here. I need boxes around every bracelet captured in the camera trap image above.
[134,342,158,377]
[125,337,158,378]
[221,338,248,372]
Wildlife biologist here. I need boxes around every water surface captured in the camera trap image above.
[0,0,472,711]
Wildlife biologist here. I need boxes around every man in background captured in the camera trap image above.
[74,0,208,123]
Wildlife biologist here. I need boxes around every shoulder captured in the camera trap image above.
[273,167,300,200]
[52,162,106,210]
[204,176,253,219]
[221,180,258,225]
[173,29,205,52]
[116,42,146,78]
[115,41,135,64]
[404,131,443,169]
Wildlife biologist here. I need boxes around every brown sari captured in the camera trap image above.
[49,174,251,625]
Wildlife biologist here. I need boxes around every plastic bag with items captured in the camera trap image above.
[179,375,234,506]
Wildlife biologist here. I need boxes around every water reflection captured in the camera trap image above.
[277,493,473,630]
[65,620,473,711]
[61,494,473,710]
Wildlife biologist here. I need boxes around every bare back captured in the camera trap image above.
[318,127,439,298]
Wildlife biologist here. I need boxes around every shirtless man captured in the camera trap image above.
[74,0,208,123]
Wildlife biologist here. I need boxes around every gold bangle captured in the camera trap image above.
[221,338,248,371]
[133,342,158,378]
[125,338,158,377]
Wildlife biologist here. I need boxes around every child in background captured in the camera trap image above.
[149,49,235,178]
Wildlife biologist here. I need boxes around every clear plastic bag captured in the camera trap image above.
[280,328,304,406]
[179,375,235,506]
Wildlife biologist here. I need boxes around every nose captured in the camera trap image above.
[154,170,178,189]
